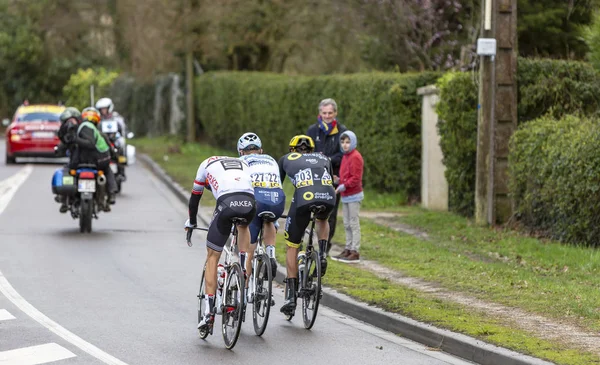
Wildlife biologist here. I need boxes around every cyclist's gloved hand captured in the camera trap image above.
[184,219,197,230]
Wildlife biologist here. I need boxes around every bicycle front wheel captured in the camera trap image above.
[222,262,244,349]
[197,264,210,339]
[252,254,272,336]
[301,250,321,329]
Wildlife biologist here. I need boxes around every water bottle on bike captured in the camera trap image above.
[216,264,226,314]
[297,250,306,285]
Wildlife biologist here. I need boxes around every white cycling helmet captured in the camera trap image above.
[237,132,262,154]
[95,97,114,114]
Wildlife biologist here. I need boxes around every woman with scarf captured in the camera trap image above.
[306,98,347,255]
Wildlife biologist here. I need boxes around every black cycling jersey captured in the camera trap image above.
[278,152,336,246]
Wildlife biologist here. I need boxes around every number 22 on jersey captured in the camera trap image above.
[251,172,281,188]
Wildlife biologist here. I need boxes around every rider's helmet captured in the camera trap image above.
[81,107,101,126]
[59,107,82,124]
[237,132,262,155]
[288,135,315,153]
[95,97,114,117]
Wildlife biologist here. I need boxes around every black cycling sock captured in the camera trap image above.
[318,239,328,258]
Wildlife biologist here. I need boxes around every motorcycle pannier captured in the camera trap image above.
[51,168,77,196]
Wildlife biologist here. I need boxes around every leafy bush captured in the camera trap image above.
[196,71,440,195]
[62,68,119,110]
[436,72,478,216]
[509,115,600,246]
[436,58,600,217]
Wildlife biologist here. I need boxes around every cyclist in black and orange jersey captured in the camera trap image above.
[278,135,336,316]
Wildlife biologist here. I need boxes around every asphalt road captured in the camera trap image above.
[0,140,476,365]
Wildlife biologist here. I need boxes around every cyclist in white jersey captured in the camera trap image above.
[237,133,286,282]
[185,155,256,331]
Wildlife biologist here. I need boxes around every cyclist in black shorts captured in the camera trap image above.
[185,156,256,330]
[278,135,336,315]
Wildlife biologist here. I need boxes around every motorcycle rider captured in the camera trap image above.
[75,107,118,206]
[55,107,83,213]
[95,97,128,180]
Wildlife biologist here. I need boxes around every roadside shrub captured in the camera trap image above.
[62,68,119,110]
[436,58,600,217]
[196,71,440,196]
[509,114,600,246]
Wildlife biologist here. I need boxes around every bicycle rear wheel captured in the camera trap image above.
[252,254,272,336]
[197,265,210,339]
[301,250,321,329]
[222,262,244,349]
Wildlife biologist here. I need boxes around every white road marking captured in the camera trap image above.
[0,343,76,365]
[0,165,33,216]
[0,271,130,365]
[0,308,15,321]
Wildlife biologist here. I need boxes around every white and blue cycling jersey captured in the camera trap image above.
[239,153,286,243]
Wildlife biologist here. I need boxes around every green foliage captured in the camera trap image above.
[509,115,600,246]
[62,68,120,111]
[582,10,600,71]
[518,0,599,59]
[517,58,600,121]
[0,0,110,116]
[196,71,440,196]
[437,58,600,217]
[436,72,478,216]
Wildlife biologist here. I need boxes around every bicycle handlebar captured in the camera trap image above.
[185,227,209,247]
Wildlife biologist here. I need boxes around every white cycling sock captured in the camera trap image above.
[266,245,276,258]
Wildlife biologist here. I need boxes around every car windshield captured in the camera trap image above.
[17,112,60,122]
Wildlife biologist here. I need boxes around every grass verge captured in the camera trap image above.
[272,237,600,365]
[133,136,600,365]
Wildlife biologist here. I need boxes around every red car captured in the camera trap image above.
[5,104,65,164]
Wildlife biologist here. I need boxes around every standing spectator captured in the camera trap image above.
[332,131,363,263]
[306,98,347,254]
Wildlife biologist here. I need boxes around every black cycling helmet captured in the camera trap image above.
[59,107,82,124]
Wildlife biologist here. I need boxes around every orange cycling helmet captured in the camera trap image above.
[81,107,101,125]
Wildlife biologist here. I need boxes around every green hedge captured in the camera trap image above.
[436,58,600,217]
[509,115,600,246]
[196,71,441,195]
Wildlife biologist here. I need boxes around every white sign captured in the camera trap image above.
[477,38,497,56]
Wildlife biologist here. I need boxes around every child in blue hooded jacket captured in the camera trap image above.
[332,130,363,263]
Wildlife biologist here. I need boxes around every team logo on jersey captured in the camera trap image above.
[207,173,219,191]
[306,158,319,164]
[314,192,334,201]
[303,191,314,201]
[287,153,302,161]
[230,200,253,208]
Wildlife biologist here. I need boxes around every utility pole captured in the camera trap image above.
[475,0,518,224]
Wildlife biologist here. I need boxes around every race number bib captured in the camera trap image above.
[321,168,333,186]
[294,168,314,188]
[251,172,282,188]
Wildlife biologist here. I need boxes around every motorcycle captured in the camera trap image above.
[100,119,127,193]
[51,164,110,233]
